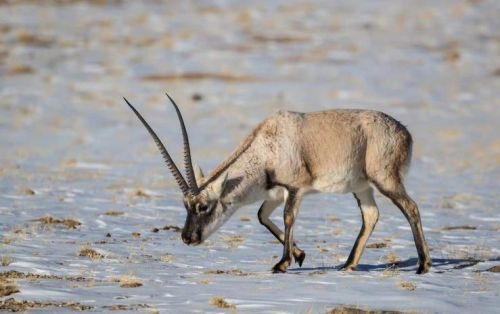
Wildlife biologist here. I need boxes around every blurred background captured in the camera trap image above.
[0,0,499,312]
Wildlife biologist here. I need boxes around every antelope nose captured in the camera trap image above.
[182,235,191,245]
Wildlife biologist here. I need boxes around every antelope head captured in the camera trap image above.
[124,94,234,246]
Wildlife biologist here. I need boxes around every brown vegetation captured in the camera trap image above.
[398,281,416,291]
[222,235,245,249]
[140,72,259,83]
[366,242,388,249]
[21,187,35,195]
[327,306,413,314]
[159,254,172,263]
[205,269,249,276]
[102,304,150,311]
[487,265,500,273]
[1,256,13,267]
[386,252,400,264]
[162,225,182,232]
[115,275,143,288]
[209,297,236,310]
[0,298,92,312]
[103,210,124,216]
[130,188,151,198]
[7,64,35,75]
[441,225,477,231]
[35,216,81,229]
[0,278,19,297]
[239,215,251,222]
[1,270,89,282]
[78,246,104,260]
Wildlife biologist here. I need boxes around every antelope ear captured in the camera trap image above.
[209,172,228,200]
[194,164,205,186]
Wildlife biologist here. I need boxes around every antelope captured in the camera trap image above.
[123,94,432,274]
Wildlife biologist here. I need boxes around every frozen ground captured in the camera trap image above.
[0,0,499,313]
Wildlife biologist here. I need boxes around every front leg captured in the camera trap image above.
[258,200,306,266]
[273,188,303,273]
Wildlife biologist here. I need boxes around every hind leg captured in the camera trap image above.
[341,187,379,271]
[373,177,432,274]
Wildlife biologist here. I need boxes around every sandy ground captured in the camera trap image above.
[0,0,499,313]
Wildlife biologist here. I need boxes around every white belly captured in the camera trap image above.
[312,170,368,194]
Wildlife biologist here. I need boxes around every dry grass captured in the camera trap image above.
[327,306,411,314]
[16,31,54,47]
[444,45,460,64]
[239,215,251,222]
[0,298,92,312]
[0,270,92,283]
[162,225,182,232]
[7,64,35,75]
[381,266,400,278]
[130,188,151,198]
[439,193,481,209]
[198,278,210,285]
[386,252,400,264]
[0,279,19,297]
[316,245,329,253]
[78,246,104,260]
[440,225,477,231]
[205,269,249,276]
[159,254,172,263]
[102,303,150,311]
[366,242,388,249]
[209,297,236,310]
[398,281,416,291]
[1,270,59,281]
[2,236,15,245]
[116,275,143,288]
[221,235,245,249]
[487,265,500,272]
[2,227,29,245]
[473,272,489,291]
[21,187,35,195]
[35,216,81,229]
[1,256,13,267]
[308,270,327,276]
[103,210,124,216]
[140,72,259,83]
[328,215,341,222]
[251,33,309,44]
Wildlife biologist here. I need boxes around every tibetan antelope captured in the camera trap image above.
[124,94,432,274]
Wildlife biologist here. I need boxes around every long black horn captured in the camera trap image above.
[124,97,191,197]
[165,93,199,196]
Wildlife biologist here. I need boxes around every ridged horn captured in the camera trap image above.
[165,93,199,196]
[123,97,191,197]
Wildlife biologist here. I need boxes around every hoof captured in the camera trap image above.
[294,250,306,267]
[340,264,356,272]
[272,259,290,273]
[416,260,432,274]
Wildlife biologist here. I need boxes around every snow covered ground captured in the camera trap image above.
[0,0,499,312]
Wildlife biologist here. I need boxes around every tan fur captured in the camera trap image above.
[203,110,412,194]
[179,109,431,274]
[127,96,431,273]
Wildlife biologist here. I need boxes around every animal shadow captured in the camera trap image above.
[288,257,500,274]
